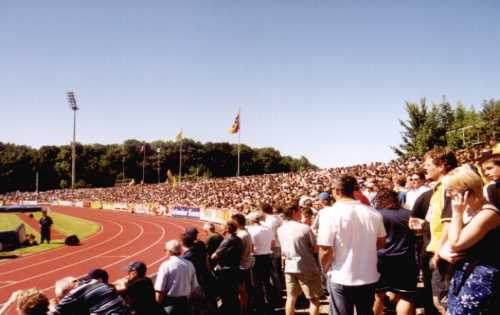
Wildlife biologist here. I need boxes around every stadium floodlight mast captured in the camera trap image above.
[67,91,79,189]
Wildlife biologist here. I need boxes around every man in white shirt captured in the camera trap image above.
[318,174,386,315]
[246,211,274,313]
[260,202,284,297]
[404,171,429,210]
[155,239,199,315]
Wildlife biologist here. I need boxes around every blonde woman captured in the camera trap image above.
[440,165,500,315]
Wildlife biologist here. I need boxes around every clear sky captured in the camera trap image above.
[1,1,499,168]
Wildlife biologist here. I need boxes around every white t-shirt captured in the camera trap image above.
[317,199,386,286]
[247,224,273,255]
[405,186,430,210]
[154,256,199,297]
[262,214,283,246]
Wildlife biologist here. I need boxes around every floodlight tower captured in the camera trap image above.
[67,91,79,189]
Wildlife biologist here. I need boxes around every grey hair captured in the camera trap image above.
[55,276,77,299]
[165,239,182,255]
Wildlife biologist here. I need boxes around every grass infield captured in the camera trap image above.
[0,210,100,257]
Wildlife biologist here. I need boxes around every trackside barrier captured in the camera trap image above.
[90,201,102,209]
[20,200,38,205]
[170,207,201,219]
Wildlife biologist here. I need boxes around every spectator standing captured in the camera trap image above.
[39,210,53,244]
[479,153,500,209]
[211,220,243,315]
[277,203,322,315]
[405,171,429,210]
[118,261,162,315]
[231,213,254,315]
[373,189,417,315]
[203,222,223,268]
[440,165,500,315]
[246,211,275,314]
[318,174,386,315]
[155,240,199,315]
[421,148,457,314]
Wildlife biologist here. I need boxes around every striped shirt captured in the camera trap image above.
[52,279,130,315]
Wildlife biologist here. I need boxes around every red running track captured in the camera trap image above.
[0,206,207,313]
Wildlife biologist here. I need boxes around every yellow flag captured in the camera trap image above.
[175,130,183,142]
[229,112,240,134]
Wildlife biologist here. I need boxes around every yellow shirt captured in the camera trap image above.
[426,183,446,253]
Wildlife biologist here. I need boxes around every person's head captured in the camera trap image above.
[409,171,426,189]
[126,261,147,280]
[203,222,216,234]
[41,210,47,217]
[374,189,401,210]
[54,277,78,301]
[442,165,485,207]
[282,203,299,220]
[423,147,457,181]
[165,239,182,257]
[479,153,500,182]
[222,220,238,236]
[318,192,334,206]
[332,174,357,199]
[246,211,261,224]
[181,232,196,249]
[231,213,246,228]
[87,269,109,284]
[259,202,273,215]
[15,289,49,315]
[184,227,199,240]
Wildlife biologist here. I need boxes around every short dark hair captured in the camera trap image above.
[424,147,457,173]
[333,174,357,197]
[224,220,238,234]
[181,233,195,248]
[231,213,246,227]
[374,189,401,210]
[259,202,273,214]
[282,203,299,219]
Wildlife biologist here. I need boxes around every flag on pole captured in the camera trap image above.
[229,112,240,134]
[175,130,183,142]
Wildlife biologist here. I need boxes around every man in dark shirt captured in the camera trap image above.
[211,220,243,315]
[479,152,500,209]
[39,209,53,244]
[118,261,162,315]
[203,223,223,268]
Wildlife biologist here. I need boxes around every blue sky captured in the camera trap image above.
[1,1,499,168]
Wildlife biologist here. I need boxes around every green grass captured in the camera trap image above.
[0,213,39,237]
[32,211,100,240]
[0,211,100,258]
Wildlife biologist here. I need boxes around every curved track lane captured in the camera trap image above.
[0,206,207,312]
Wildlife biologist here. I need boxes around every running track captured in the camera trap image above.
[0,206,207,313]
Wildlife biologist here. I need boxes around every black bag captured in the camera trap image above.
[65,234,80,246]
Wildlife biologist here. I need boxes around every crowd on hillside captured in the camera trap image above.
[1,141,500,315]
[1,142,496,213]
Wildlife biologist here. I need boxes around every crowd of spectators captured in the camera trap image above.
[1,141,499,315]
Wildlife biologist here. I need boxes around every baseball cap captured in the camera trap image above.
[125,261,147,277]
[319,192,331,201]
[86,268,109,284]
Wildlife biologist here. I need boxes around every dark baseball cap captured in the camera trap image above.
[125,261,147,277]
[86,268,109,284]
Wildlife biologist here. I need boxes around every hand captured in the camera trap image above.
[429,254,440,270]
[451,190,469,215]
[409,217,425,231]
[438,246,466,264]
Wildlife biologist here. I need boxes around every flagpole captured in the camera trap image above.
[237,107,241,177]
[179,134,183,184]
[142,142,146,184]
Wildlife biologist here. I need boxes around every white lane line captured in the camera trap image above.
[39,217,168,295]
[0,218,119,276]
[0,210,105,268]
[0,219,143,290]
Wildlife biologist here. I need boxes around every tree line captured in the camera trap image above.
[0,139,316,193]
[393,98,499,157]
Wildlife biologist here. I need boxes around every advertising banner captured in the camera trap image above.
[90,201,102,209]
[20,200,38,205]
